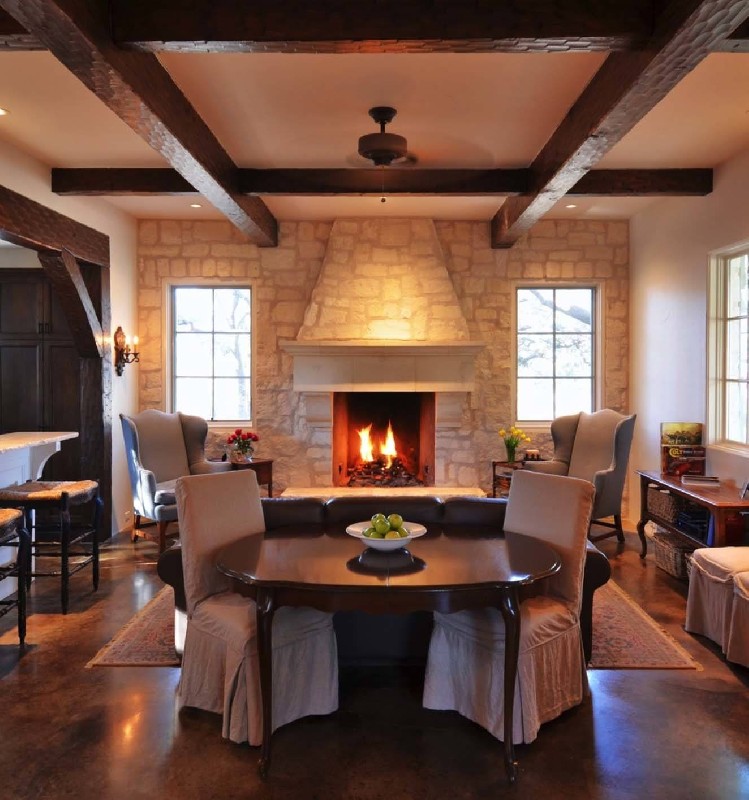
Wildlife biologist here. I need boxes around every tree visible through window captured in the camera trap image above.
[516,287,595,421]
[171,286,252,421]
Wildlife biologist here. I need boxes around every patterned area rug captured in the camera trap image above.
[590,580,700,670]
[86,580,699,670]
[86,587,180,667]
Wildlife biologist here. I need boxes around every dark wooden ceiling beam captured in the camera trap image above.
[491,0,749,248]
[0,182,109,266]
[0,7,42,49]
[51,166,712,198]
[714,18,749,50]
[111,0,653,54]
[0,0,277,246]
[38,249,103,358]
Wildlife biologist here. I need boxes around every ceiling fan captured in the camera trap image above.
[357,107,417,167]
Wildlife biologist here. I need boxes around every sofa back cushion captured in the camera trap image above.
[324,496,445,526]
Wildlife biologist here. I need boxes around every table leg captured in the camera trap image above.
[637,474,649,558]
[499,587,520,784]
[256,588,276,778]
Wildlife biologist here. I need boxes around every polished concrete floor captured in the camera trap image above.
[0,530,747,800]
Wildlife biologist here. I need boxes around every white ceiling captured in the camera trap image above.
[0,50,747,223]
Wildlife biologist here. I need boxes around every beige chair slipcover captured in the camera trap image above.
[726,571,749,668]
[685,547,749,652]
[175,469,338,745]
[423,470,595,744]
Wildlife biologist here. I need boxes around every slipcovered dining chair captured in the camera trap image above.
[726,571,749,668]
[523,408,636,543]
[120,409,232,552]
[175,469,338,745]
[423,470,595,745]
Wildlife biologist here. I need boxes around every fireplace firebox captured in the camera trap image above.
[332,392,435,487]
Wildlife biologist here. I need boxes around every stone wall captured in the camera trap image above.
[137,217,629,497]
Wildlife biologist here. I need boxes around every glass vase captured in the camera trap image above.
[230,445,254,464]
[505,445,516,464]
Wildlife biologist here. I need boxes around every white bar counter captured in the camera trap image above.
[0,432,78,602]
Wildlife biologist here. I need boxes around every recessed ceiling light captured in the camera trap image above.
[0,108,8,116]
[190,203,202,208]
[565,203,577,209]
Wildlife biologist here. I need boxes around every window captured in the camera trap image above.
[709,249,748,447]
[170,285,252,421]
[515,286,596,421]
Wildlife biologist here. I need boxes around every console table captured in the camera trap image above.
[636,470,749,557]
[491,460,524,498]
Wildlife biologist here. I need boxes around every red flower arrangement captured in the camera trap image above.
[226,428,259,457]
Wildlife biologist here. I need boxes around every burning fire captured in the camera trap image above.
[357,421,398,467]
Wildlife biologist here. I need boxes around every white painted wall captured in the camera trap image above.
[630,148,749,514]
[0,137,138,535]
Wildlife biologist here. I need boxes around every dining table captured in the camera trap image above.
[216,520,561,783]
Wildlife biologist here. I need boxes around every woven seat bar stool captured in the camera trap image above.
[0,509,29,644]
[0,480,102,615]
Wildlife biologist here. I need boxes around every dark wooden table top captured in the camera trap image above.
[217,523,561,593]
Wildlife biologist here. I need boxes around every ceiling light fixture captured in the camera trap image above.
[565,203,577,209]
[0,108,8,116]
[190,203,202,208]
[358,107,408,167]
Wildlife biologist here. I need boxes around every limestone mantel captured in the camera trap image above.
[280,339,485,392]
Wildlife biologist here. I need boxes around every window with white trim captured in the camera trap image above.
[169,285,252,421]
[709,249,748,447]
[516,286,596,422]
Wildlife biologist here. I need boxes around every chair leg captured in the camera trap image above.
[614,515,625,543]
[132,513,141,543]
[158,521,169,554]
[60,501,71,615]
[23,508,33,591]
[92,493,103,591]
[17,526,29,647]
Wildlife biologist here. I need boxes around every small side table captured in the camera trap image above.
[491,460,524,498]
[230,458,274,497]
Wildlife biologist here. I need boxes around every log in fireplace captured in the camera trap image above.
[332,392,435,487]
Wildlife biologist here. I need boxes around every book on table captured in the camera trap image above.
[681,475,720,487]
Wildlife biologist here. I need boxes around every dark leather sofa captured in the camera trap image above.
[157,494,611,664]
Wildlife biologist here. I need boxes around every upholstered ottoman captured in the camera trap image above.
[685,547,749,651]
[726,571,749,668]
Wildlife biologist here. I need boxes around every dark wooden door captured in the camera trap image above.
[0,270,81,480]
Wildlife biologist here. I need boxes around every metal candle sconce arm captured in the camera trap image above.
[113,326,140,376]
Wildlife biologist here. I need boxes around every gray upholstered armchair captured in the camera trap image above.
[120,409,231,552]
[523,409,636,542]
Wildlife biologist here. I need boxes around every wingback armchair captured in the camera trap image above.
[523,409,636,542]
[120,409,231,552]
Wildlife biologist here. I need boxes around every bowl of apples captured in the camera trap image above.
[346,513,427,552]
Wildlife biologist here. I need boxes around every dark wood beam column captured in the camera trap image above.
[37,250,103,358]
[0,183,109,266]
[491,0,749,248]
[111,0,653,54]
[51,166,713,198]
[0,7,41,49]
[0,0,277,246]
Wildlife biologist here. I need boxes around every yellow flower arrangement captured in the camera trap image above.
[499,426,531,462]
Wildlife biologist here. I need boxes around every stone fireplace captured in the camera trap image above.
[281,218,484,487]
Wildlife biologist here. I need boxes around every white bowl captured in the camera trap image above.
[346,521,427,551]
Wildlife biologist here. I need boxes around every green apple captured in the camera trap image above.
[397,526,409,538]
[387,513,403,529]
[371,513,387,525]
[363,526,377,538]
[384,530,401,539]
[374,519,391,535]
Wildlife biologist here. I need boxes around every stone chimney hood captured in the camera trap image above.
[281,219,483,392]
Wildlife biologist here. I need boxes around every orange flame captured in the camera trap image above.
[357,421,399,465]
[358,424,374,462]
[381,421,397,468]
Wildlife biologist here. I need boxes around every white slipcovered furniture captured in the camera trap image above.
[120,409,232,552]
[523,408,636,543]
[175,469,339,745]
[422,470,595,745]
[726,571,749,668]
[685,546,749,667]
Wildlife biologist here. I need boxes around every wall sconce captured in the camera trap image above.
[113,326,140,376]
